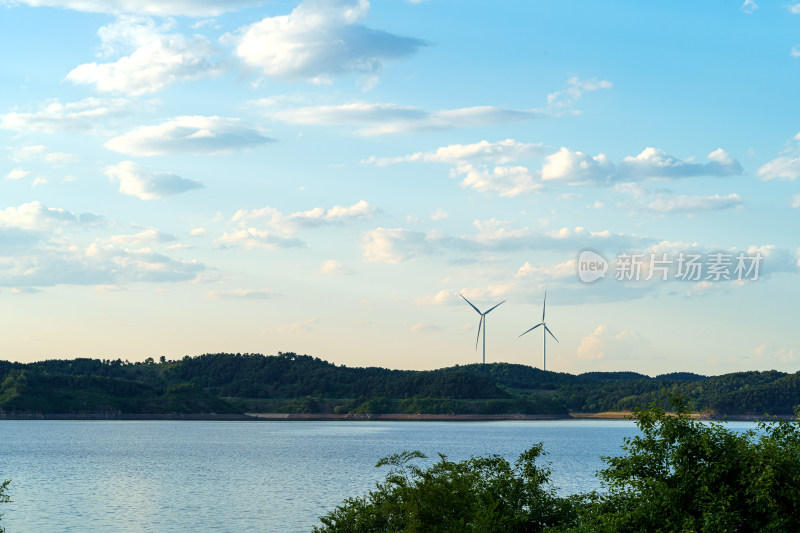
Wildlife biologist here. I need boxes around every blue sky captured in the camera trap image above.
[1,0,798,374]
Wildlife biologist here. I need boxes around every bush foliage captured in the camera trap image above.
[316,396,800,532]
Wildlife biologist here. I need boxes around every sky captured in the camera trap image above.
[1,0,799,375]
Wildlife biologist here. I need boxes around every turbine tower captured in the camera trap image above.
[519,291,559,371]
[460,294,505,364]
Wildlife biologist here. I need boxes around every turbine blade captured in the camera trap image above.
[460,294,481,314]
[484,300,506,315]
[542,291,547,322]
[475,316,483,350]
[519,323,543,337]
[545,325,559,343]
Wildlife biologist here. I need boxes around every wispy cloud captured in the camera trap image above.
[280,317,323,333]
[577,324,645,360]
[268,102,544,135]
[757,133,800,180]
[362,221,651,264]
[105,116,273,156]
[316,259,352,276]
[363,139,546,166]
[205,289,275,300]
[740,0,758,14]
[547,76,613,109]
[108,227,176,247]
[8,0,259,16]
[0,97,140,133]
[219,200,377,250]
[645,193,743,215]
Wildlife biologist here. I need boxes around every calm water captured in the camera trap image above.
[0,420,755,532]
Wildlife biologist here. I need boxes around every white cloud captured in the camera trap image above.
[9,145,79,165]
[269,102,543,135]
[0,201,102,232]
[0,97,138,133]
[616,147,742,180]
[789,4,800,14]
[757,132,800,180]
[8,145,46,161]
[430,209,449,221]
[44,152,79,164]
[9,0,259,16]
[539,147,742,185]
[414,289,457,306]
[454,163,541,197]
[757,157,800,180]
[547,76,613,109]
[0,201,203,289]
[5,168,31,180]
[746,244,798,277]
[216,229,306,250]
[409,322,440,333]
[67,16,223,95]
[792,194,800,208]
[685,280,722,297]
[577,324,644,360]
[205,289,275,300]
[109,227,176,246]
[316,259,351,276]
[105,115,272,156]
[0,241,203,288]
[105,161,203,200]
[362,221,651,264]
[190,227,207,237]
[225,0,424,81]
[362,227,430,263]
[515,259,576,280]
[646,193,742,215]
[541,147,614,185]
[231,200,377,235]
[364,139,546,166]
[280,317,322,333]
[740,0,758,14]
[220,200,376,250]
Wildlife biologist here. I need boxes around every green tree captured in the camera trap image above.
[578,395,800,532]
[314,446,578,532]
[317,396,800,532]
[0,479,10,533]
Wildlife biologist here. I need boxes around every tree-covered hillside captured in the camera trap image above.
[0,353,798,416]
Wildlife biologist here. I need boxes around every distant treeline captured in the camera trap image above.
[0,353,798,416]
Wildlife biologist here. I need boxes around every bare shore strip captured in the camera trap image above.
[0,412,793,421]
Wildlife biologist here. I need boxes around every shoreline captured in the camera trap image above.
[0,411,793,421]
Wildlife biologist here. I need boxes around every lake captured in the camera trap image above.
[0,419,756,532]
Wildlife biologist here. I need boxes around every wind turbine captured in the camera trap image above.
[460,294,505,364]
[520,291,559,371]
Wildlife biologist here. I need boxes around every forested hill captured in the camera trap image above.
[0,353,798,416]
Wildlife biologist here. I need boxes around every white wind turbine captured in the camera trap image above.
[460,294,505,365]
[520,291,559,371]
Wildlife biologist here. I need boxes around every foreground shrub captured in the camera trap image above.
[317,395,800,532]
[314,446,578,532]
